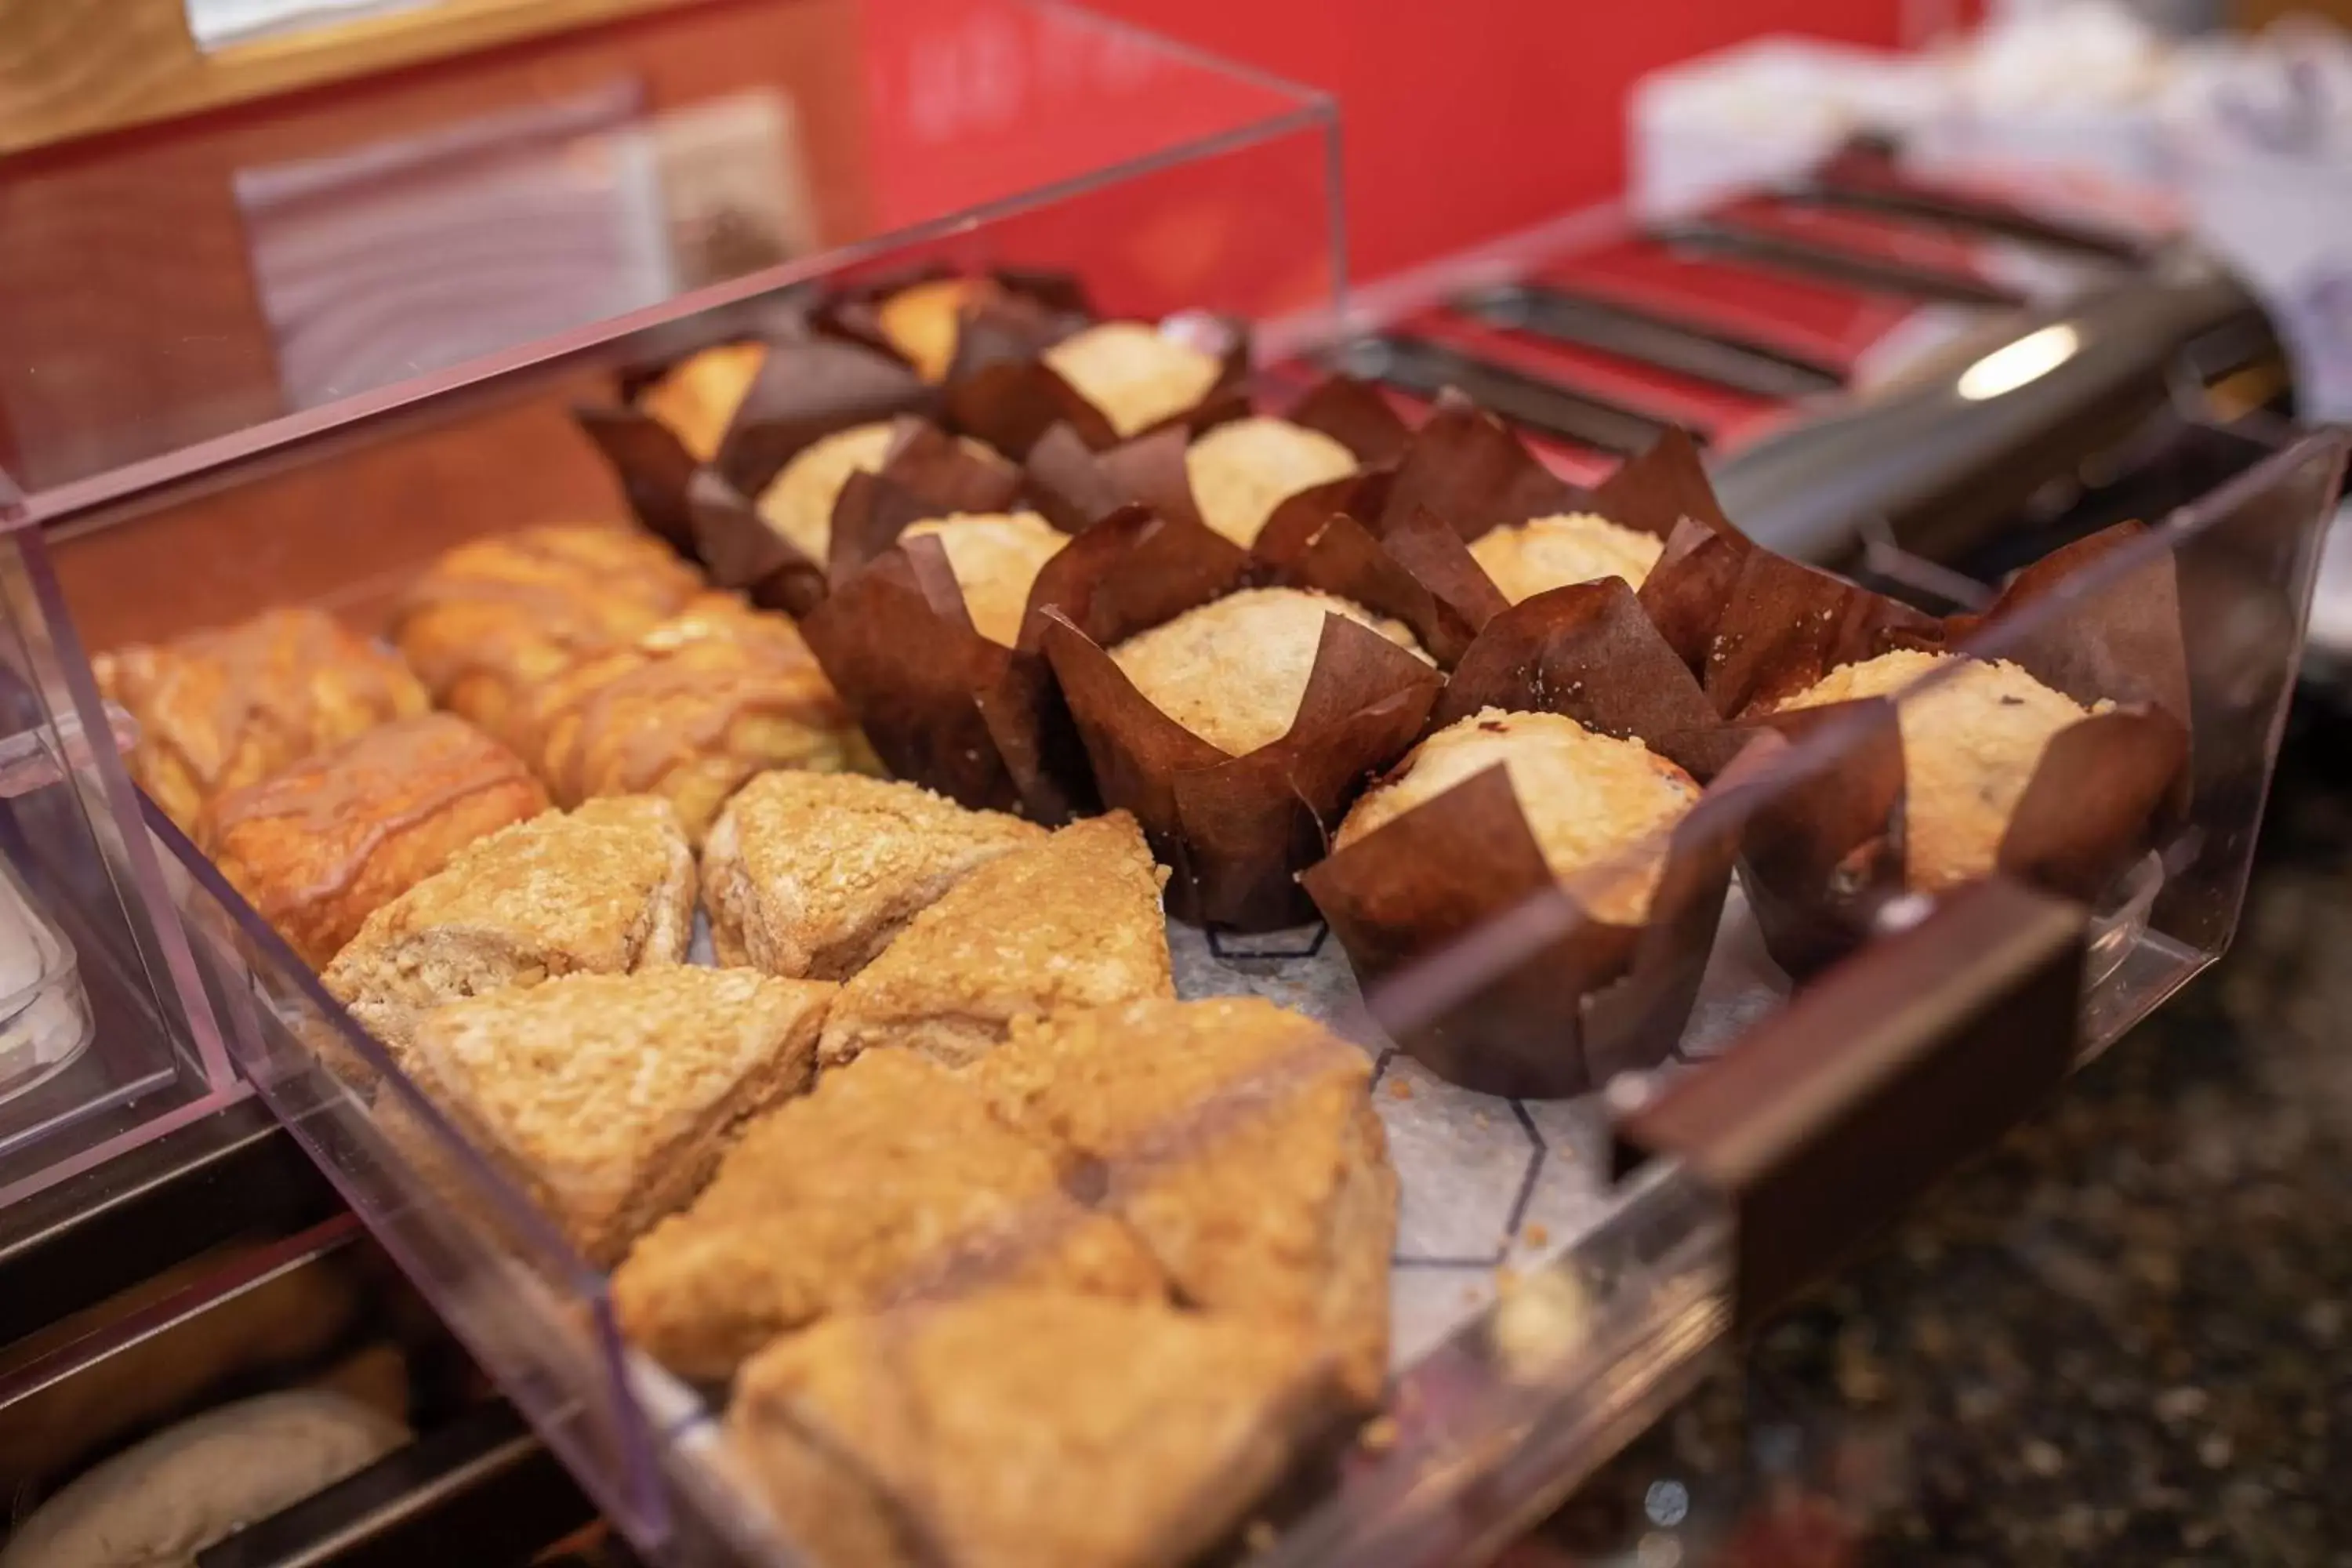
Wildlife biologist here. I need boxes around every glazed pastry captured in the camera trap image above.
[612,1051,1164,1381]
[1467,513,1664,605]
[638,341,768,460]
[403,967,836,1266]
[701,772,1044,978]
[1774,650,2100,893]
[93,606,430,833]
[1109,586,1430,757]
[389,524,703,753]
[728,1292,1330,1568]
[1041,322,1222,438]
[977,996,1396,1406]
[1337,708,1700,924]
[1184,416,1358,547]
[898,512,1069,646]
[321,797,694,1053]
[517,593,862,845]
[201,714,549,968]
[874,277,992,383]
[816,813,1174,1068]
[755,423,899,563]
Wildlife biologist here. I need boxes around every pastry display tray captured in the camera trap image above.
[50,376,2335,1568]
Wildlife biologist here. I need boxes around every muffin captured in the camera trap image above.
[1184,416,1359,547]
[1108,586,1429,756]
[612,1051,1165,1381]
[1467,512,1664,605]
[976,996,1396,1406]
[390,524,704,753]
[700,772,1044,978]
[402,967,836,1266]
[728,1292,1328,1568]
[1338,708,1700,924]
[874,277,992,383]
[1773,650,2101,894]
[517,593,862,844]
[896,511,1069,647]
[754,422,898,564]
[201,714,549,968]
[637,342,768,460]
[1041,322,1223,439]
[94,607,431,833]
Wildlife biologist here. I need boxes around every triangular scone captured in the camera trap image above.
[728,1291,1334,1568]
[816,812,1173,1068]
[403,967,835,1267]
[612,1052,1164,1381]
[702,772,1045,978]
[975,997,1397,1406]
[322,797,693,1054]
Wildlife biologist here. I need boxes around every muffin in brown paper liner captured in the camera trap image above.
[942,308,1253,459]
[1727,521,2192,975]
[811,264,1093,383]
[1300,579,1751,1098]
[1033,508,1447,931]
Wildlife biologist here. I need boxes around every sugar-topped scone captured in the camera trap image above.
[404,967,834,1266]
[321,797,693,1053]
[1109,586,1430,757]
[755,423,898,564]
[638,341,768,460]
[518,593,861,846]
[701,772,1045,978]
[1042,322,1222,439]
[899,512,1069,647]
[202,714,549,968]
[1337,708,1700,924]
[390,525,703,753]
[1185,416,1359,547]
[613,1051,1164,1381]
[816,813,1173,1068]
[729,1292,1330,1568]
[1468,513,1664,605]
[875,277,991,383]
[95,606,431,833]
[1774,650,2100,893]
[976,997,1396,1405]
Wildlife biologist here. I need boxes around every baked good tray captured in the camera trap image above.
[34,308,2339,1566]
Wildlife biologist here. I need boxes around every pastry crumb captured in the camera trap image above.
[1359,1414,1400,1453]
[1388,1080,1414,1101]
[1243,1521,1279,1555]
[1523,1222,1550,1247]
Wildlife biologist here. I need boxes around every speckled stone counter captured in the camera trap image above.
[1518,708,2352,1567]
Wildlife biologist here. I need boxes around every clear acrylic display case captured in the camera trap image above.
[10,5,2350,1566]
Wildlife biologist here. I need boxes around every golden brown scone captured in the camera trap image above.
[754,423,898,564]
[898,511,1069,646]
[1775,650,2099,893]
[638,341,768,461]
[701,772,1045,978]
[728,1291,1332,1568]
[817,813,1173,1069]
[1337,707,1700,924]
[403,967,834,1267]
[390,524,704,753]
[1041,322,1222,438]
[874,277,992,383]
[1466,513,1665,604]
[1109,586,1430,757]
[201,714,549,969]
[1185,416,1359,547]
[612,1051,1164,1381]
[320,797,693,1054]
[977,997,1396,1406]
[517,593,862,846]
[93,607,430,833]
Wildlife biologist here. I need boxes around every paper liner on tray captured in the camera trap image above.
[1727,520,2192,975]
[1300,579,1750,1098]
[942,309,1254,459]
[1035,508,1446,931]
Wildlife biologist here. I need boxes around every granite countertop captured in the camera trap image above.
[1513,706,2352,1567]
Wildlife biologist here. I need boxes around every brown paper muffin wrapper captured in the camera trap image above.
[1035,509,1447,929]
[942,311,1254,459]
[1301,579,1747,1098]
[811,263,1094,374]
[1730,520,2192,975]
